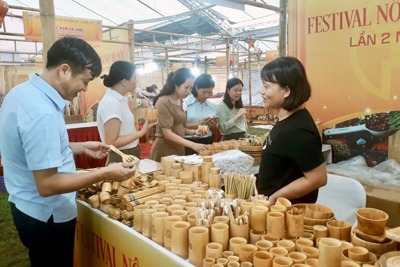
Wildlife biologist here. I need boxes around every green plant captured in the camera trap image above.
[0,193,30,267]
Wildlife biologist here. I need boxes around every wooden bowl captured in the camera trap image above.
[351,228,397,256]
[379,251,400,267]
[303,215,335,227]
[356,208,388,236]
[342,248,377,265]
[305,204,334,219]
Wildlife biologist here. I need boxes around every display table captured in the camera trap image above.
[74,200,193,267]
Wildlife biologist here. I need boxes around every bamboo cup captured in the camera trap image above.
[261,234,279,246]
[240,262,253,267]
[167,204,184,215]
[172,209,188,221]
[180,171,194,184]
[287,251,307,264]
[228,262,240,267]
[209,173,221,189]
[163,215,182,250]
[318,237,342,267]
[217,258,228,266]
[301,246,320,259]
[249,229,264,244]
[299,232,314,242]
[189,226,209,267]
[142,208,157,238]
[153,203,167,212]
[270,204,287,213]
[253,251,273,267]
[201,158,214,184]
[211,222,230,251]
[151,211,169,246]
[286,208,304,237]
[326,220,351,241]
[222,251,234,260]
[240,201,256,215]
[229,237,247,255]
[171,221,190,259]
[187,213,197,227]
[254,199,270,207]
[269,247,289,258]
[295,238,314,252]
[251,205,269,234]
[255,240,273,251]
[144,200,160,208]
[203,258,216,267]
[213,264,225,267]
[313,225,328,240]
[277,239,295,253]
[238,244,258,263]
[227,255,240,262]
[272,256,293,267]
[230,221,249,240]
[347,246,369,262]
[147,108,158,123]
[206,242,223,260]
[133,204,149,233]
[213,215,230,225]
[266,212,285,239]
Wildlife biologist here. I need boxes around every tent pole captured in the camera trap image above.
[39,0,55,68]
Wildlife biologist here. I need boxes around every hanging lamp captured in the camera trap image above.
[0,0,8,28]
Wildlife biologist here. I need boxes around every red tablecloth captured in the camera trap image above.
[67,126,107,169]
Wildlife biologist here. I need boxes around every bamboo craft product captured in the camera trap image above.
[151,211,169,246]
[164,215,182,250]
[133,204,149,233]
[286,207,304,237]
[171,221,191,259]
[223,173,257,200]
[182,163,202,181]
[121,185,165,204]
[209,167,221,189]
[201,156,214,184]
[318,237,342,267]
[161,157,176,176]
[189,226,209,267]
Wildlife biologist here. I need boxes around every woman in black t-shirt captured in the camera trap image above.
[257,56,327,205]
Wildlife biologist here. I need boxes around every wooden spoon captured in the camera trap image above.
[109,145,139,164]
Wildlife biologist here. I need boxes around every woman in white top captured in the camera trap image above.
[97,61,157,164]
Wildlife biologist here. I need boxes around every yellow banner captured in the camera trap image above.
[287,0,400,124]
[74,200,194,267]
[23,11,102,42]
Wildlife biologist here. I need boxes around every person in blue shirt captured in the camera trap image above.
[184,74,218,155]
[0,37,137,267]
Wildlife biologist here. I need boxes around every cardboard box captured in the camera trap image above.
[362,182,400,228]
[328,171,400,228]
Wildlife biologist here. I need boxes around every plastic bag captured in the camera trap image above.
[326,156,400,185]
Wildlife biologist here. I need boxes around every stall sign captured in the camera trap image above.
[22,11,102,42]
